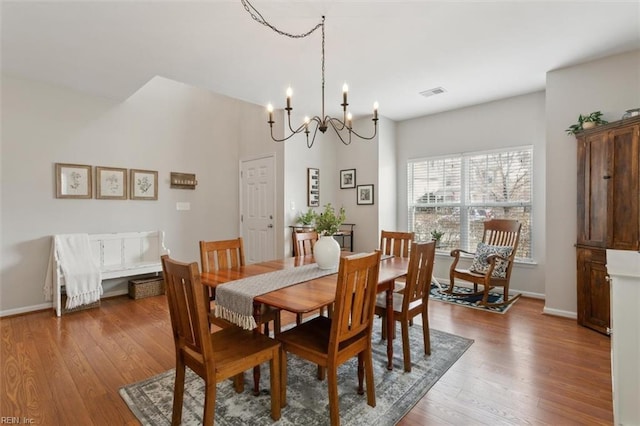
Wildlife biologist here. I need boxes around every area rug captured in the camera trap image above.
[119,325,473,425]
[430,282,520,314]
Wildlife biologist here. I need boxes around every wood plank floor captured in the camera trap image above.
[1,295,612,425]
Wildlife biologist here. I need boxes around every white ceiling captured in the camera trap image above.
[2,1,639,122]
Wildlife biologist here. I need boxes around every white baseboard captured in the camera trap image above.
[0,302,53,318]
[542,306,577,319]
[0,289,131,318]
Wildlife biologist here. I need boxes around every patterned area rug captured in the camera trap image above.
[430,282,520,313]
[120,324,473,425]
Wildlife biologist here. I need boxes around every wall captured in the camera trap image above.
[282,113,338,257]
[335,116,383,252]
[396,91,547,298]
[544,49,640,317]
[0,74,273,315]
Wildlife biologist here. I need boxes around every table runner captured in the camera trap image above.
[214,263,338,330]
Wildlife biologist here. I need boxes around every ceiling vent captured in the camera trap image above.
[419,87,447,98]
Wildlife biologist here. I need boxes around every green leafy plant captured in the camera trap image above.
[296,208,317,226]
[430,229,444,241]
[315,203,346,236]
[566,111,608,135]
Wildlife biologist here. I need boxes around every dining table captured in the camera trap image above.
[200,253,410,372]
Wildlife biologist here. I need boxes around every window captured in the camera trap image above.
[407,146,532,260]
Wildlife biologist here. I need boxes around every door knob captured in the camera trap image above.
[268,224,273,228]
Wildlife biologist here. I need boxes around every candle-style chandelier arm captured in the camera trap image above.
[268,118,308,143]
[345,116,379,141]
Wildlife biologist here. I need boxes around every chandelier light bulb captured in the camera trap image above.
[286,87,292,109]
[267,103,274,123]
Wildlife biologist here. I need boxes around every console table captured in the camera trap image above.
[289,223,355,255]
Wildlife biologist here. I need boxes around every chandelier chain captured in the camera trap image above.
[240,0,323,39]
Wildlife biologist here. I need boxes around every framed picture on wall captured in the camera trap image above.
[130,169,158,200]
[307,168,319,207]
[340,169,356,189]
[96,166,127,199]
[55,163,92,199]
[356,184,374,205]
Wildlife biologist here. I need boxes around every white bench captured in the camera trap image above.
[53,231,169,316]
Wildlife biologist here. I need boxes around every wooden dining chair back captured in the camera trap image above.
[199,238,281,336]
[380,230,414,258]
[276,251,382,426]
[161,255,282,425]
[380,230,414,293]
[293,231,318,257]
[375,241,436,372]
[200,238,245,274]
[447,219,522,306]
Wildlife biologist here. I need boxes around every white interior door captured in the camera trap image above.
[240,155,276,263]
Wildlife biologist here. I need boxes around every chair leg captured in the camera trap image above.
[202,379,216,425]
[380,313,387,340]
[364,347,376,408]
[357,352,364,395]
[401,319,411,372]
[280,350,288,408]
[233,373,244,393]
[327,365,340,426]
[422,310,431,355]
[172,362,186,426]
[274,313,282,335]
[269,348,282,420]
[253,365,260,396]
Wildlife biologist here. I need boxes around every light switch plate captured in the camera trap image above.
[176,202,191,211]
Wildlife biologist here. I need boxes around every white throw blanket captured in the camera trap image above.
[45,234,102,309]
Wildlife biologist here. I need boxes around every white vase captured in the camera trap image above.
[314,235,341,270]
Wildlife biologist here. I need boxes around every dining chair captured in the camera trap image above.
[276,251,381,426]
[293,231,318,257]
[161,255,283,425]
[292,230,330,323]
[199,238,281,336]
[375,241,435,372]
[447,219,521,306]
[379,230,414,293]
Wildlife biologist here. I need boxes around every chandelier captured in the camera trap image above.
[241,1,379,148]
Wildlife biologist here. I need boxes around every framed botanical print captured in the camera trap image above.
[356,184,374,205]
[96,166,127,199]
[55,163,92,199]
[130,169,158,200]
[340,169,356,189]
[307,168,320,207]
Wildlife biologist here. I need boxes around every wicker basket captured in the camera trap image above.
[61,294,100,315]
[129,276,165,299]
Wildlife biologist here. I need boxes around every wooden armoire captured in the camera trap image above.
[575,115,640,335]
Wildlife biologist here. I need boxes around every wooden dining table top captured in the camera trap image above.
[200,253,410,315]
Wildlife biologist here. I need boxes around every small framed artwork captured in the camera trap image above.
[130,169,158,200]
[357,184,374,205]
[96,166,127,199]
[340,169,356,189]
[307,168,320,207]
[55,163,92,199]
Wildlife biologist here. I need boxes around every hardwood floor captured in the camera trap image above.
[1,295,612,425]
